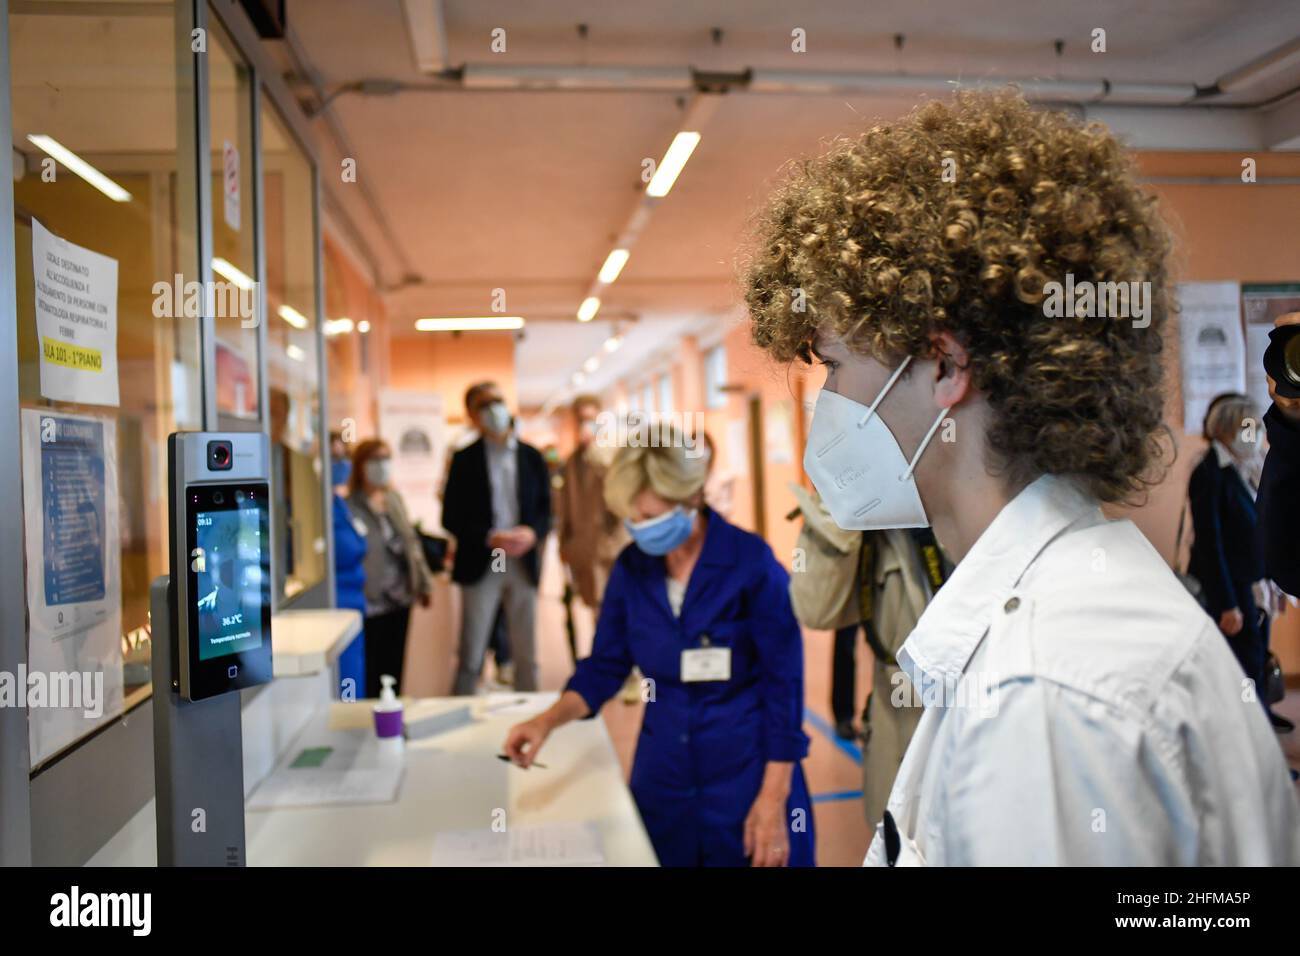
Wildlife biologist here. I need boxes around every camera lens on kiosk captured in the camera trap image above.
[208,439,233,471]
[235,490,245,504]
[213,491,224,504]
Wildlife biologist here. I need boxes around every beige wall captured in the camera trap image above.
[386,330,517,430]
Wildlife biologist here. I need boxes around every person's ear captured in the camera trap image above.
[928,330,973,410]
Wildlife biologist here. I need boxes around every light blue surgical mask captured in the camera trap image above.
[625,506,696,556]
[482,401,512,435]
[331,459,351,487]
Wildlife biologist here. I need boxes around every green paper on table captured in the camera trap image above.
[290,746,334,769]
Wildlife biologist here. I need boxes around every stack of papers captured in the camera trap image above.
[430,821,605,866]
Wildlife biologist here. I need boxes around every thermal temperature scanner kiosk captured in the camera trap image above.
[152,432,273,866]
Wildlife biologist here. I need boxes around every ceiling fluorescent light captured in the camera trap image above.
[357,320,372,333]
[646,131,701,198]
[401,0,448,74]
[286,343,306,362]
[212,257,255,290]
[278,304,309,329]
[577,296,601,322]
[414,316,525,332]
[324,317,354,336]
[603,335,622,353]
[27,134,132,202]
[598,248,630,284]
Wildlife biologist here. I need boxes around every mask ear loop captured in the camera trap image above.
[856,355,913,428]
[901,406,953,481]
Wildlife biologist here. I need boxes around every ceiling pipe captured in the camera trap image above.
[463,63,694,92]
[326,63,1201,107]
[454,63,1199,105]
[1214,36,1300,95]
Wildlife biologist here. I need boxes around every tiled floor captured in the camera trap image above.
[526,534,1300,867]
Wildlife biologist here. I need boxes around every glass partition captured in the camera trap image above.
[260,95,325,602]
[208,13,259,425]
[9,0,201,767]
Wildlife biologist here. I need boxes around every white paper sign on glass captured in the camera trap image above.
[31,218,120,407]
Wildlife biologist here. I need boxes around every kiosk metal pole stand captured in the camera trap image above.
[151,575,247,866]
[152,429,272,865]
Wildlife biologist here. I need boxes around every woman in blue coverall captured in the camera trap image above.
[504,429,815,866]
[330,432,368,697]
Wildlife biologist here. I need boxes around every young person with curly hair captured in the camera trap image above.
[743,89,1299,865]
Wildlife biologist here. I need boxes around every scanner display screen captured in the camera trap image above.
[188,485,270,662]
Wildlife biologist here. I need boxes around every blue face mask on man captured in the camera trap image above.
[331,459,351,487]
[625,506,697,556]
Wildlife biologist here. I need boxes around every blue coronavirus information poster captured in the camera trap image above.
[20,408,123,767]
[40,415,107,605]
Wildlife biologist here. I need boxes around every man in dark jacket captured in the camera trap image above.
[1260,312,1300,600]
[1257,312,1300,743]
[443,381,551,694]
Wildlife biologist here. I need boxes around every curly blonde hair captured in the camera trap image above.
[742,89,1173,503]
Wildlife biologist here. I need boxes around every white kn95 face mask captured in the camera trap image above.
[803,355,950,531]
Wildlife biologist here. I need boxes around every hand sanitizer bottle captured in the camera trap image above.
[373,674,404,739]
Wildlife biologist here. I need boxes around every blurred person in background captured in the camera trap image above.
[268,387,296,582]
[744,89,1298,864]
[788,487,945,826]
[1257,311,1300,779]
[1188,392,1292,732]
[556,395,629,671]
[330,431,368,698]
[1259,312,1300,598]
[829,620,861,741]
[854,530,948,826]
[348,438,433,697]
[441,395,515,687]
[504,428,814,867]
[556,395,626,614]
[444,382,551,695]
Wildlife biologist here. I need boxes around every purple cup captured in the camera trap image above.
[373,707,403,738]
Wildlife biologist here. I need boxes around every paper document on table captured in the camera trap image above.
[431,821,605,866]
[247,740,404,811]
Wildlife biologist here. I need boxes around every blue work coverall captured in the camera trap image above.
[566,508,815,866]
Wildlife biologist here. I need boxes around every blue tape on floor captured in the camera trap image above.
[811,789,864,804]
[803,706,862,764]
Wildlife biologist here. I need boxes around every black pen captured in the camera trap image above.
[497,753,547,769]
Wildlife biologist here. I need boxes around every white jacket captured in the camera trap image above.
[866,475,1300,866]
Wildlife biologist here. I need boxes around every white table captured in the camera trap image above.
[270,608,362,677]
[243,692,658,866]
